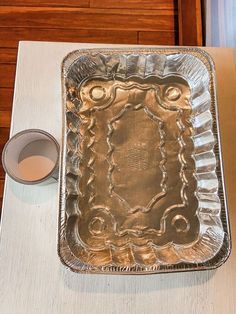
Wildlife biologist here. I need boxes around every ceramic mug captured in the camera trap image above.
[2,129,60,185]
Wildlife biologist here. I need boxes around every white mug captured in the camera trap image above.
[2,129,60,185]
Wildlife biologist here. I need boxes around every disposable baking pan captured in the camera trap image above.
[59,48,231,274]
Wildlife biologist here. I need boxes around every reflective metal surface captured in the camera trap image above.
[59,48,231,274]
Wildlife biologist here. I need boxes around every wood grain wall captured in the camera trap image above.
[0,0,202,210]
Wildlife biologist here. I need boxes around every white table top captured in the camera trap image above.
[0,42,236,314]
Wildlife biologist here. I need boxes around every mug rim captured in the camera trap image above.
[2,129,60,185]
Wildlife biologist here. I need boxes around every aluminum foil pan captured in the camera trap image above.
[59,48,231,274]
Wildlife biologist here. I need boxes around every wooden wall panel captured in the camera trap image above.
[0,28,138,47]
[0,179,4,208]
[138,31,176,45]
[0,88,14,111]
[0,180,3,194]
[90,0,175,10]
[0,0,89,7]
[0,48,17,63]
[0,128,10,159]
[0,111,11,128]
[178,0,202,45]
[0,7,176,31]
[0,65,16,88]
[0,164,4,180]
